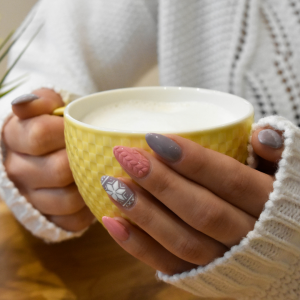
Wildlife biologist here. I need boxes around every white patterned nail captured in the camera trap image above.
[101,176,135,208]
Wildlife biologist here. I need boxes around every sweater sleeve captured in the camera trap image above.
[157,115,300,300]
[0,0,157,242]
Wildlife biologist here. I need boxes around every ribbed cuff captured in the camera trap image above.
[157,115,300,300]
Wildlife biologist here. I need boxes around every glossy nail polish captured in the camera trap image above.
[102,216,129,241]
[145,133,182,162]
[258,129,283,149]
[101,176,135,208]
[11,94,39,105]
[113,146,150,178]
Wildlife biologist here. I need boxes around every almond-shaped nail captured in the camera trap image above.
[101,176,135,208]
[11,94,39,105]
[102,216,129,241]
[258,129,283,149]
[113,146,150,178]
[145,133,182,162]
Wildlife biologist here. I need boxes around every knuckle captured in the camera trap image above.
[130,239,150,261]
[195,202,225,233]
[4,152,23,183]
[188,149,207,177]
[135,207,156,229]
[27,117,50,154]
[151,173,173,197]
[224,165,249,200]
[174,238,201,261]
[51,151,73,186]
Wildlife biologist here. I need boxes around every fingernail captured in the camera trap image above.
[258,129,283,149]
[11,94,39,105]
[101,176,135,208]
[113,146,150,178]
[102,216,129,241]
[145,133,182,162]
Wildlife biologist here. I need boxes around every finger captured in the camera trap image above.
[113,148,256,247]
[145,134,274,217]
[102,217,198,275]
[3,114,65,155]
[11,88,64,119]
[24,184,85,215]
[4,149,74,189]
[47,206,95,232]
[101,176,228,265]
[251,128,284,163]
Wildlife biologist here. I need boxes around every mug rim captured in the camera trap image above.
[64,86,254,135]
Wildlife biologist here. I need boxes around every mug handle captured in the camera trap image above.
[52,106,65,116]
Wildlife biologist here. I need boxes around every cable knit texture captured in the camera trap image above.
[1,0,300,298]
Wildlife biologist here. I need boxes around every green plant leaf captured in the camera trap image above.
[0,24,43,88]
[0,81,25,98]
[0,30,15,53]
[0,12,36,64]
[1,73,29,87]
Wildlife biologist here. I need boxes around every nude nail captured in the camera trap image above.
[113,146,150,178]
[102,216,129,241]
[258,129,283,149]
[145,133,182,162]
[101,176,136,208]
[11,94,39,105]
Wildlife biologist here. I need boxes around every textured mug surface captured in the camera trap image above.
[64,87,254,223]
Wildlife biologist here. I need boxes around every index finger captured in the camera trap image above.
[12,88,64,119]
[145,133,274,217]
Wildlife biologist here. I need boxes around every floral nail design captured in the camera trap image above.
[101,176,135,208]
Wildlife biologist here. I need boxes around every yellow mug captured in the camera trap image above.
[63,87,254,224]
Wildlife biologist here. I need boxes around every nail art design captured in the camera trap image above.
[101,176,135,208]
[11,94,39,105]
[258,129,283,149]
[113,146,150,178]
[145,133,182,162]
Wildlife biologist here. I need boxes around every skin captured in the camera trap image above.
[2,88,95,232]
[103,133,283,275]
[2,87,283,270]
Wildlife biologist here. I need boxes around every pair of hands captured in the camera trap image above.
[3,88,283,275]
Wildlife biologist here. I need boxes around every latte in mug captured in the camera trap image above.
[81,100,235,132]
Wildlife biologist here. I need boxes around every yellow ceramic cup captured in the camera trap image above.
[64,87,254,224]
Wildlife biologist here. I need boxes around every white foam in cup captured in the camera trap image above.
[68,87,253,133]
[81,100,235,132]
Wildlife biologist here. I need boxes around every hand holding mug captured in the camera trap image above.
[2,88,94,231]
[101,131,283,275]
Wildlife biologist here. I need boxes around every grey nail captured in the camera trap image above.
[101,176,135,208]
[11,94,39,105]
[258,129,283,149]
[145,133,182,162]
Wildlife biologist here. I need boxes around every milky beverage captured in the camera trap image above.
[81,99,235,132]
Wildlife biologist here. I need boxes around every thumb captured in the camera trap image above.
[11,88,64,119]
[251,128,284,163]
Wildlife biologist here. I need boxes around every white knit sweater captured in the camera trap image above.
[1,0,300,299]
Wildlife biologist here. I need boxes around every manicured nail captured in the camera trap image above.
[145,133,182,162]
[102,216,129,241]
[11,94,39,105]
[113,146,150,178]
[101,176,135,208]
[258,129,283,149]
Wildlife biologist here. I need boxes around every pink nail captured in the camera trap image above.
[113,146,150,178]
[102,216,129,241]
